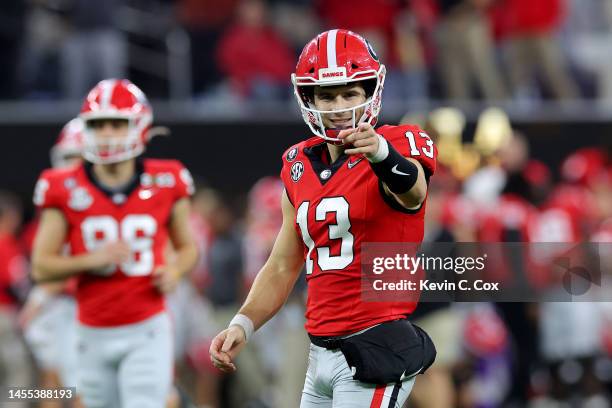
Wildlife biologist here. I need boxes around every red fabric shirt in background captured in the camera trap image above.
[20,218,38,259]
[0,233,28,308]
[315,0,400,32]
[315,0,403,66]
[490,0,565,39]
[216,25,294,96]
[177,0,239,29]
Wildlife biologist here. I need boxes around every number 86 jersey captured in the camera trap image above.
[281,125,437,337]
[33,159,194,327]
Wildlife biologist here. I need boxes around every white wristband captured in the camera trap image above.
[229,314,254,342]
[367,134,390,163]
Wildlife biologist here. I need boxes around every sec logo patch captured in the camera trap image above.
[291,161,304,182]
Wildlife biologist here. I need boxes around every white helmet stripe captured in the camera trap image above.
[327,29,338,68]
[100,79,116,110]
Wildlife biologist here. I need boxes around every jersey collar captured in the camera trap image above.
[303,142,349,185]
[83,158,145,203]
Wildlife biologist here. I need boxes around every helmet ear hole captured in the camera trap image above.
[351,63,359,69]
[308,67,315,74]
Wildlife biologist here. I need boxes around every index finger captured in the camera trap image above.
[210,334,230,363]
[337,128,357,140]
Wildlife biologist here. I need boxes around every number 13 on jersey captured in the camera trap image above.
[296,197,355,275]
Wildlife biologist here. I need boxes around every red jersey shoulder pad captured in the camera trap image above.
[281,136,320,163]
[376,124,437,176]
[280,137,321,205]
[377,124,425,143]
[143,158,185,173]
[33,165,82,208]
[143,159,195,198]
[40,165,81,181]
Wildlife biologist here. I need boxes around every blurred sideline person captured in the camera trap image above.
[0,190,32,408]
[196,189,267,408]
[20,118,85,408]
[244,177,310,408]
[531,150,610,406]
[165,205,220,408]
[408,177,462,408]
[210,29,437,407]
[435,0,507,100]
[31,79,198,408]
[60,0,127,99]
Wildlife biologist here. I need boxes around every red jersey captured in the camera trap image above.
[281,124,437,336]
[478,194,539,286]
[524,187,591,288]
[33,159,194,326]
[21,218,78,297]
[479,194,536,243]
[0,233,28,308]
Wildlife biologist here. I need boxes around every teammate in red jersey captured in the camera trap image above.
[210,29,437,407]
[31,79,198,408]
[20,118,85,408]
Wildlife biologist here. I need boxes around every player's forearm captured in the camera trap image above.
[389,160,427,208]
[32,253,98,282]
[238,260,302,331]
[368,137,428,209]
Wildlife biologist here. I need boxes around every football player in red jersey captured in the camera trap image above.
[21,118,85,408]
[31,79,198,408]
[210,29,437,407]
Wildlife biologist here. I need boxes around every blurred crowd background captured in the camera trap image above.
[0,0,612,408]
[2,0,612,104]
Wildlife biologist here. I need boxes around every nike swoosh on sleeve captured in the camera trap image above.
[391,164,410,176]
